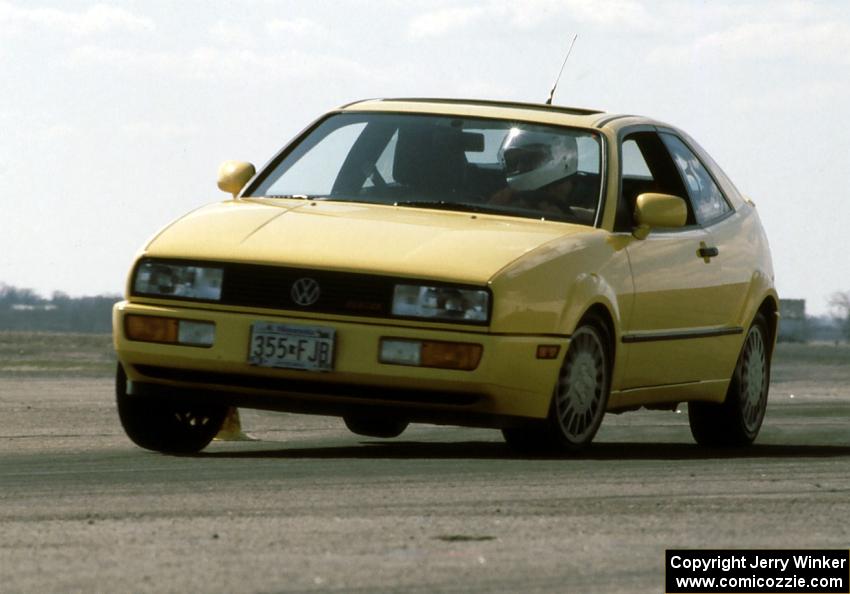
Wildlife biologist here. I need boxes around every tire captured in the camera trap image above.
[115,364,227,454]
[343,415,408,438]
[689,312,771,446]
[503,320,612,454]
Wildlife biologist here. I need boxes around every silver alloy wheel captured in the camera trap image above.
[554,326,608,444]
[739,324,767,433]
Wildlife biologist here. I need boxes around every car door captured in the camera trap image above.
[618,129,740,389]
[658,131,750,381]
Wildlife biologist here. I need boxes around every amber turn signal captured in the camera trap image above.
[421,341,483,370]
[380,338,482,370]
[125,315,215,347]
[125,315,179,344]
[536,344,561,359]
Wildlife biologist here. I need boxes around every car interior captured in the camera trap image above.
[616,132,695,232]
[378,122,601,224]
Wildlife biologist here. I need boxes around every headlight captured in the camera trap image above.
[391,284,489,323]
[133,260,224,301]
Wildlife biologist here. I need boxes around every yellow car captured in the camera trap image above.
[113,98,778,454]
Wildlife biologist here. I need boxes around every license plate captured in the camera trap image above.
[248,322,335,371]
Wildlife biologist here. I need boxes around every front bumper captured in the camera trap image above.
[113,301,568,422]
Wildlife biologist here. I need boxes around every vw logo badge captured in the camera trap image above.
[291,277,320,307]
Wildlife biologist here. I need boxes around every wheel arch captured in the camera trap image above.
[756,293,779,358]
[735,266,778,342]
[577,302,617,363]
[558,268,624,335]
[567,300,621,393]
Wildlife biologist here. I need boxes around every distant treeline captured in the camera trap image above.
[0,284,118,333]
[782,315,847,343]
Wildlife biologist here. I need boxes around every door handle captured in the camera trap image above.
[698,243,719,262]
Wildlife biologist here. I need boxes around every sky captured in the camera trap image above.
[1,0,849,315]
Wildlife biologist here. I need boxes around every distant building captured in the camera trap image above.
[778,299,807,342]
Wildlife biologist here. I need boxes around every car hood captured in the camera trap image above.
[145,199,592,284]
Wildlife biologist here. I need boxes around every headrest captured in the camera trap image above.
[393,125,467,192]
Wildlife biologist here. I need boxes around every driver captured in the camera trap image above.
[489,128,579,216]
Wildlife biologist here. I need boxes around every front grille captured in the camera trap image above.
[221,263,395,317]
[134,365,482,406]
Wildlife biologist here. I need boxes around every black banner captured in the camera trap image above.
[666,549,849,593]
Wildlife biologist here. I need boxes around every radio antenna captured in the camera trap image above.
[545,34,578,106]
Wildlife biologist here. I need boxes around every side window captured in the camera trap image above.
[617,131,692,231]
[660,133,731,225]
[622,139,651,178]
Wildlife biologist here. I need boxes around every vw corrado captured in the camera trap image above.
[113,98,778,454]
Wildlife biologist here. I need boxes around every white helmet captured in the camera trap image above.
[498,128,578,191]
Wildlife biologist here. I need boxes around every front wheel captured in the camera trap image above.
[689,312,771,446]
[503,321,611,454]
[116,365,227,454]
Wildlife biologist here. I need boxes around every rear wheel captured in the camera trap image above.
[116,365,227,454]
[503,320,611,454]
[344,415,408,438]
[689,312,771,446]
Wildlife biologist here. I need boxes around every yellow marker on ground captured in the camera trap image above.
[214,407,256,441]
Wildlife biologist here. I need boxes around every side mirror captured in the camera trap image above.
[633,193,687,239]
[217,161,256,198]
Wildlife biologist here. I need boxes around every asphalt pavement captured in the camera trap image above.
[0,368,848,593]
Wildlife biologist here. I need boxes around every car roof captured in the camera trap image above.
[340,98,666,132]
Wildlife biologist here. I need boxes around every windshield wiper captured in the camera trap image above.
[264,194,370,204]
[393,199,583,224]
[392,200,510,216]
[264,194,320,200]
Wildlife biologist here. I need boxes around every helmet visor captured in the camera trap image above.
[501,144,552,177]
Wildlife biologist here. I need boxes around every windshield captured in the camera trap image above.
[249,112,603,225]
